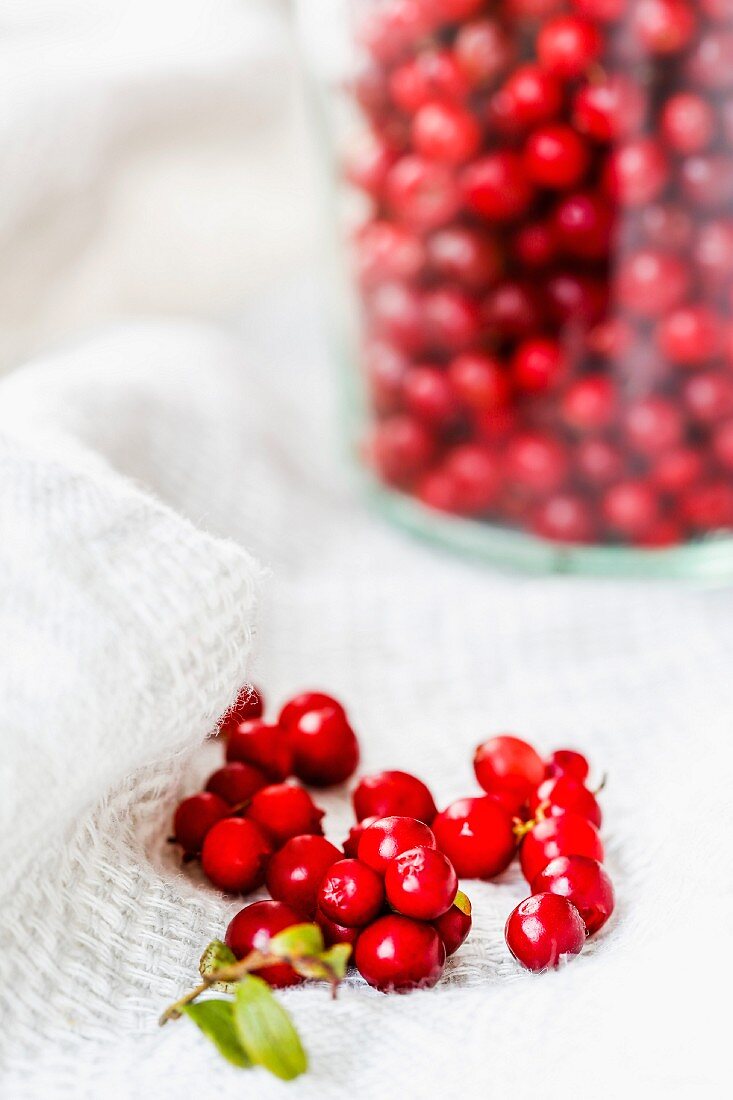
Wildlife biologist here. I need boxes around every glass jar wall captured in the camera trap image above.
[296,0,733,576]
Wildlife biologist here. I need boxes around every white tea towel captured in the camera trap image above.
[1,286,731,1100]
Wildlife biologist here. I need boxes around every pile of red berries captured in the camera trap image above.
[346,0,733,547]
[172,686,614,988]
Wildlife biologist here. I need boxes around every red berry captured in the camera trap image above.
[226,719,293,782]
[531,493,595,545]
[712,420,733,473]
[474,735,546,813]
[355,915,445,993]
[504,433,569,497]
[520,813,604,883]
[417,470,462,513]
[680,480,733,531]
[315,909,362,948]
[422,0,486,20]
[443,444,502,514]
[385,846,458,920]
[345,133,396,197]
[357,816,436,874]
[683,371,733,425]
[546,750,590,783]
[201,817,272,893]
[448,352,510,412]
[318,858,385,927]
[247,783,324,848]
[544,271,607,324]
[461,152,535,221]
[289,707,360,787]
[359,1,433,65]
[225,900,303,988]
[266,835,343,918]
[512,338,567,394]
[537,16,602,78]
[432,796,516,879]
[432,893,472,955]
[633,0,696,55]
[412,101,481,164]
[616,250,689,317]
[638,203,694,252]
[343,816,379,859]
[371,415,435,487]
[651,448,704,496]
[530,776,602,828]
[513,222,557,268]
[523,125,590,189]
[680,155,733,210]
[500,65,563,128]
[404,366,459,427]
[426,227,502,289]
[205,762,267,806]
[389,49,469,113]
[422,287,482,351]
[355,222,425,288]
[219,685,264,737]
[661,93,715,155]
[532,855,615,935]
[694,220,733,290]
[505,893,586,971]
[575,438,624,488]
[386,155,461,230]
[602,480,659,539]
[173,791,229,855]
[604,139,668,206]
[366,281,424,353]
[552,190,614,259]
[658,306,722,366]
[364,341,409,415]
[278,691,346,731]
[484,280,544,337]
[686,30,733,91]
[572,0,627,19]
[353,770,437,824]
[561,377,616,433]
[455,19,513,88]
[573,75,646,142]
[624,397,684,456]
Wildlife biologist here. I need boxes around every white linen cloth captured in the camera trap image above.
[0,2,731,1097]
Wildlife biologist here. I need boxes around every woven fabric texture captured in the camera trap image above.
[0,292,730,1099]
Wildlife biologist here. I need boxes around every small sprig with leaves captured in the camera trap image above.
[160,924,351,1081]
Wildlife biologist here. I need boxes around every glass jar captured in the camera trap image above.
[296,0,733,577]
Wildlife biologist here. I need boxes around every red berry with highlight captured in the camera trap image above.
[432,893,472,955]
[225,900,303,988]
[226,719,293,783]
[318,858,385,927]
[289,707,360,787]
[546,750,590,783]
[385,846,458,920]
[266,835,343,918]
[474,735,546,814]
[530,776,602,828]
[520,812,604,883]
[358,816,436,874]
[505,893,586,972]
[532,855,615,935]
[432,796,516,879]
[247,783,325,848]
[278,691,346,731]
[205,762,267,806]
[355,915,445,993]
[353,770,437,824]
[201,817,272,894]
[173,791,229,855]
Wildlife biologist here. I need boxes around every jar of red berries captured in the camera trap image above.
[295,0,733,576]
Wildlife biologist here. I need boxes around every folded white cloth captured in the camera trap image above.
[1,293,731,1099]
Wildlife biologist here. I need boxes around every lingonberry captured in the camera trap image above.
[278,690,346,732]
[226,719,293,782]
[602,481,660,540]
[345,132,396,198]
[173,791,230,855]
[680,155,733,210]
[616,250,689,317]
[366,281,424,353]
[635,519,684,549]
[712,420,733,473]
[443,444,502,515]
[204,761,267,808]
[520,812,604,883]
[513,222,556,269]
[632,0,696,55]
[651,448,704,496]
[385,846,458,921]
[289,707,360,787]
[355,221,426,288]
[529,776,602,828]
[422,287,482,351]
[474,735,546,813]
[661,93,715,155]
[432,892,472,955]
[572,0,628,19]
[318,858,385,927]
[505,893,586,972]
[266,835,343,918]
[426,227,502,289]
[316,909,362,948]
[422,0,487,20]
[454,18,513,88]
[432,796,516,879]
[683,371,733,425]
[389,49,469,113]
[359,0,433,66]
[545,749,590,784]
[638,203,695,252]
[687,29,733,91]
[355,915,445,993]
[694,219,733,290]
[523,125,590,190]
[604,139,668,207]
[448,352,510,412]
[219,685,264,737]
[573,75,646,142]
[503,433,569,497]
[461,153,535,222]
[680,480,733,531]
[352,770,437,825]
[543,271,607,325]
[552,191,614,260]
[624,397,684,457]
[247,783,325,848]
[370,415,435,487]
[500,65,563,128]
[532,855,615,935]
[364,341,409,416]
[484,280,544,337]
[357,815,436,874]
[411,101,482,165]
[575,438,624,489]
[417,470,462,513]
[537,16,602,79]
[512,339,566,395]
[561,377,616,433]
[201,817,272,894]
[658,306,722,367]
[225,900,303,988]
[530,494,595,545]
[385,155,461,230]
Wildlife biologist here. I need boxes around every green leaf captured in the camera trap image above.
[269,923,324,959]
[453,890,472,917]
[199,939,238,992]
[182,999,251,1069]
[319,943,352,980]
[234,975,307,1081]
